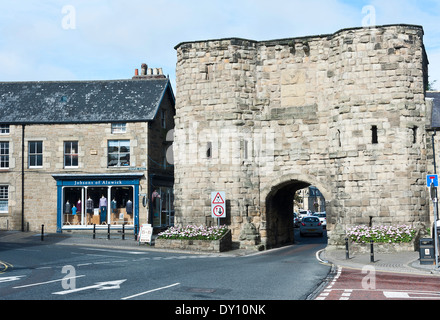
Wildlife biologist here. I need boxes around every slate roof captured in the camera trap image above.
[0,78,174,124]
[427,91,440,129]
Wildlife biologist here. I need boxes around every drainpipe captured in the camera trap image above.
[433,130,437,175]
[21,124,25,232]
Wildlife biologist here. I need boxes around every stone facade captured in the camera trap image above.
[174,24,431,249]
[0,76,175,233]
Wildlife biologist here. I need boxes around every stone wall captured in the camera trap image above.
[174,24,430,248]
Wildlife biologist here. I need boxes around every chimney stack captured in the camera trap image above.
[133,63,166,79]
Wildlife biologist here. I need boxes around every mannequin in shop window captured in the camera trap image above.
[65,200,71,225]
[99,195,108,224]
[65,200,71,214]
[76,199,81,215]
[126,199,133,215]
[111,198,117,214]
[86,197,93,224]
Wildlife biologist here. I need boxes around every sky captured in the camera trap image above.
[0,0,439,91]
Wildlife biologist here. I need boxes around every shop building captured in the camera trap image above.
[0,65,175,233]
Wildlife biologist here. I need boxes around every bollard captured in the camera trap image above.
[93,224,96,239]
[370,240,375,263]
[345,237,349,260]
[122,223,125,240]
[41,224,44,241]
[107,224,110,240]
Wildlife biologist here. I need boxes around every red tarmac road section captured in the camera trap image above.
[316,267,440,300]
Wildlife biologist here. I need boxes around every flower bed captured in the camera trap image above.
[157,225,229,241]
[155,225,232,253]
[346,225,418,254]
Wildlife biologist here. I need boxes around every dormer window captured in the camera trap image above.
[111,123,127,134]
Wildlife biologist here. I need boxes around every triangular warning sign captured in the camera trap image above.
[212,192,225,204]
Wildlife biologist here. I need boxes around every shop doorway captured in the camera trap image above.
[151,187,174,228]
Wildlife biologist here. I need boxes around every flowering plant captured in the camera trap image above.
[158,225,229,241]
[346,225,417,244]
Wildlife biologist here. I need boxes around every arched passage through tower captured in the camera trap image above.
[263,178,329,249]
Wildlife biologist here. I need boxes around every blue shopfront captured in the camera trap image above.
[53,174,143,232]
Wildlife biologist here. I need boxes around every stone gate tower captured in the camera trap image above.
[174,24,430,249]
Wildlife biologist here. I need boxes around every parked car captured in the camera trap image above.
[312,212,327,229]
[300,216,324,237]
[298,210,308,222]
[293,212,300,228]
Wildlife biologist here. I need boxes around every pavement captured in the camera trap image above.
[320,248,440,276]
[2,230,440,275]
[0,230,255,257]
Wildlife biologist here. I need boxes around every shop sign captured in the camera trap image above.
[62,179,138,186]
[139,224,153,244]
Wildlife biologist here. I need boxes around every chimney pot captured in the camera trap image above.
[135,69,139,76]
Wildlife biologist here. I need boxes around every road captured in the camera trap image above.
[0,229,331,304]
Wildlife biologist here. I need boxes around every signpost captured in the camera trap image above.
[211,191,226,225]
[427,175,439,268]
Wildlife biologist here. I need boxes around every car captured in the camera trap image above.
[298,210,308,222]
[300,216,324,237]
[312,212,327,229]
[293,212,300,228]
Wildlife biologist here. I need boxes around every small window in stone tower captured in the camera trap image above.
[205,64,214,80]
[206,142,212,159]
[371,126,378,144]
[412,126,418,144]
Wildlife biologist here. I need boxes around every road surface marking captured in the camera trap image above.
[52,279,126,295]
[0,275,26,283]
[121,282,180,300]
[13,275,85,289]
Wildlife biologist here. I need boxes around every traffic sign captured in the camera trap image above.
[211,191,226,219]
[427,174,439,187]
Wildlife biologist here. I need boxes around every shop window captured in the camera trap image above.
[0,125,9,135]
[108,140,130,167]
[29,141,43,168]
[63,186,134,226]
[64,141,78,168]
[0,186,8,213]
[111,123,126,134]
[0,142,9,168]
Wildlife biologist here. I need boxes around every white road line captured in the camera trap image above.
[13,275,85,289]
[121,282,180,300]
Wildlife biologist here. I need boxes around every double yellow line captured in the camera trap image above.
[0,260,13,274]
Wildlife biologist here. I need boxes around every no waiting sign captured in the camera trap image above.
[211,191,226,218]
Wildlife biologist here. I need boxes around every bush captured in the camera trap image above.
[346,225,417,244]
[158,225,229,241]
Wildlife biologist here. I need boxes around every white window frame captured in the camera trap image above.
[64,141,79,168]
[0,142,9,169]
[111,123,127,134]
[0,186,8,213]
[0,125,10,135]
[29,141,43,168]
[108,140,130,167]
